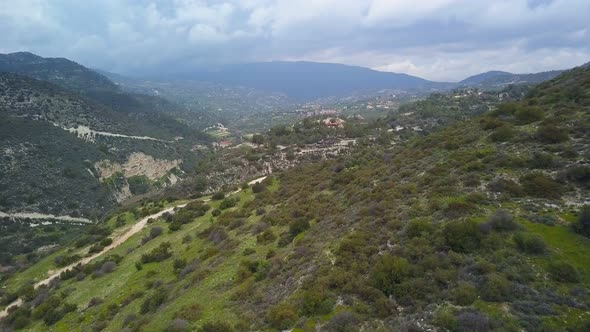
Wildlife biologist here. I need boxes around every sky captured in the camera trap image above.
[1,0,589,81]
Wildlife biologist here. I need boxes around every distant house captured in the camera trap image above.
[213,140,233,149]
[323,118,345,128]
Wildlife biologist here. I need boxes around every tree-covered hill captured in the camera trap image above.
[1,65,589,331]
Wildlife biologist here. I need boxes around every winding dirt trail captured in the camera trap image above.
[0,176,267,319]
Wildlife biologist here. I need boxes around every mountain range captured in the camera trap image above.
[121,59,588,102]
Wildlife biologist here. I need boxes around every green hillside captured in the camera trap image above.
[1,67,590,331]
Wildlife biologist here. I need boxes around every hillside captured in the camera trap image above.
[1,66,589,331]
[0,72,211,218]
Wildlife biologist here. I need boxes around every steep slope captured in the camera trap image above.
[2,67,589,331]
[166,61,452,101]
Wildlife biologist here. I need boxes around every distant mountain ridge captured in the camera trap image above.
[459,69,565,87]
[163,61,454,101]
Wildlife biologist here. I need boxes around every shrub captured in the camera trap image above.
[452,283,478,306]
[252,182,267,193]
[185,201,211,216]
[547,262,580,282]
[165,319,190,332]
[140,242,172,264]
[256,229,276,244]
[405,219,433,238]
[87,297,103,308]
[520,173,564,199]
[324,312,359,332]
[444,220,483,252]
[444,201,475,219]
[536,124,569,143]
[515,106,544,124]
[289,219,310,237]
[199,321,235,332]
[267,303,297,330]
[528,152,556,169]
[574,205,590,237]
[150,226,164,238]
[371,255,410,296]
[480,274,511,302]
[490,125,515,142]
[99,261,117,274]
[455,310,491,332]
[513,232,546,254]
[480,117,506,130]
[140,291,167,314]
[175,303,202,321]
[488,210,518,231]
[566,166,590,184]
[219,198,238,210]
[211,192,225,201]
[300,289,334,316]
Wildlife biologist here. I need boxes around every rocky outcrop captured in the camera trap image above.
[94,152,181,181]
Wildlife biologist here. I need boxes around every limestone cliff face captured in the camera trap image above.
[94,152,182,202]
[94,152,181,181]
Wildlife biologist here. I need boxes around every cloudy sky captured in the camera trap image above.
[1,0,589,81]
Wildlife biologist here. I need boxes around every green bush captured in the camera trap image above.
[140,291,167,314]
[299,289,334,316]
[444,220,483,252]
[520,173,564,199]
[371,255,410,296]
[480,273,512,302]
[490,125,515,142]
[256,229,276,244]
[219,197,238,210]
[211,192,225,201]
[266,303,297,330]
[547,262,580,282]
[536,124,569,143]
[451,283,478,305]
[515,106,544,124]
[488,210,518,231]
[289,219,310,237]
[513,232,547,254]
[405,219,434,238]
[140,242,172,264]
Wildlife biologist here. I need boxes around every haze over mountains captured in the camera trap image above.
[111,57,588,102]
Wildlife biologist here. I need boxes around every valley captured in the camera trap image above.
[1,51,589,332]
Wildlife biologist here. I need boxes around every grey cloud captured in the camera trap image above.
[0,0,589,81]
